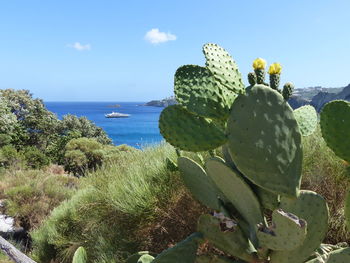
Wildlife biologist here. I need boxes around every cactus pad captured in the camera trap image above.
[205,159,264,227]
[174,65,236,120]
[178,157,222,211]
[253,186,280,211]
[320,100,350,163]
[270,190,329,263]
[127,252,154,263]
[72,247,87,263]
[159,105,227,151]
[257,209,307,251]
[153,232,202,263]
[203,43,245,94]
[294,105,318,136]
[197,214,256,262]
[227,85,302,197]
[138,255,155,263]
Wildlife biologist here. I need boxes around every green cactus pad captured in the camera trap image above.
[127,252,155,263]
[320,100,350,163]
[153,232,202,263]
[253,186,280,211]
[72,247,87,263]
[159,105,227,152]
[205,158,264,227]
[178,157,223,211]
[257,209,307,251]
[203,43,245,95]
[227,85,302,198]
[305,247,350,263]
[137,255,155,263]
[174,65,236,120]
[270,190,329,263]
[294,105,318,136]
[197,214,256,262]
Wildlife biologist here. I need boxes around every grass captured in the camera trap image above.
[0,168,79,231]
[0,251,12,263]
[301,126,350,244]
[0,129,347,263]
[31,143,201,263]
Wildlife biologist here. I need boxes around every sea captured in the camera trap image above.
[45,102,164,148]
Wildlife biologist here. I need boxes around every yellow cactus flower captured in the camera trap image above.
[268,63,282,75]
[252,58,266,70]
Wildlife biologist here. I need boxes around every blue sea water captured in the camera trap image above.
[45,102,163,148]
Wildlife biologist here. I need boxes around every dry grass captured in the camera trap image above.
[0,169,78,231]
[301,126,350,244]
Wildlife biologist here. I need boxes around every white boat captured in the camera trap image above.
[105,112,130,118]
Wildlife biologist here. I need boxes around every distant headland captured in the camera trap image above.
[144,96,177,107]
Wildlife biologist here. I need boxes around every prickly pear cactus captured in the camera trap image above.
[294,105,318,137]
[159,105,227,151]
[153,43,346,263]
[227,85,302,198]
[270,191,329,263]
[320,100,350,163]
[174,65,236,120]
[203,43,245,94]
[257,209,307,251]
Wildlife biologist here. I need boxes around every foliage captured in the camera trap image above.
[63,138,136,176]
[0,89,112,163]
[0,169,79,231]
[22,146,50,169]
[60,114,112,145]
[0,145,25,169]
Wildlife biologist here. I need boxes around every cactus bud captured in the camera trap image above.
[270,74,281,91]
[282,82,294,100]
[253,58,267,85]
[248,72,257,86]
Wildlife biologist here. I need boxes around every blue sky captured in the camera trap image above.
[0,0,349,101]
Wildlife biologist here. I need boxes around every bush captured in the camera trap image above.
[22,146,50,169]
[0,145,25,169]
[63,138,137,176]
[0,169,79,231]
[64,138,104,176]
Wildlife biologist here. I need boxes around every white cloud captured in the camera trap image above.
[67,42,91,51]
[144,28,177,44]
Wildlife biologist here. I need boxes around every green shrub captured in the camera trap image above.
[63,138,137,176]
[0,169,79,231]
[0,134,12,147]
[22,146,50,169]
[64,138,104,176]
[0,145,25,169]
